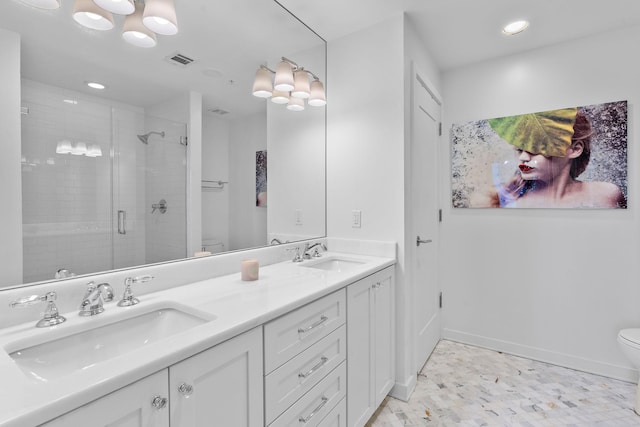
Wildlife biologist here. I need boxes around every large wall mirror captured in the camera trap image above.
[0,0,326,289]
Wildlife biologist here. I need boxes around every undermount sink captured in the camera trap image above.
[7,303,215,382]
[301,256,366,272]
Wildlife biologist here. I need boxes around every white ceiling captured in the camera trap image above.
[278,0,640,71]
[3,0,640,116]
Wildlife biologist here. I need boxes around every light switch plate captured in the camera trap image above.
[352,210,361,228]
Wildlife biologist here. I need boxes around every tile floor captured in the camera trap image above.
[367,340,640,426]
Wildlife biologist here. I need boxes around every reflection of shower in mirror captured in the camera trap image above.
[137,131,165,144]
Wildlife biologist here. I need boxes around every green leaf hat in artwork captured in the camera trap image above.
[488,107,578,157]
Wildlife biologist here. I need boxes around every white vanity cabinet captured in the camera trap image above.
[41,370,170,427]
[41,327,263,427]
[169,325,263,427]
[346,266,395,427]
[264,289,347,427]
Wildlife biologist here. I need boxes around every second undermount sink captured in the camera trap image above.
[7,303,215,382]
[301,256,366,273]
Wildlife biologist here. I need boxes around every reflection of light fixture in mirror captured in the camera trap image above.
[93,0,135,15]
[86,144,103,157]
[122,2,157,48]
[143,0,178,35]
[287,97,305,112]
[308,80,326,107]
[292,70,311,99]
[71,142,88,156]
[56,140,73,154]
[274,60,295,92]
[271,90,289,104]
[73,0,115,31]
[252,67,273,98]
[253,57,326,111]
[502,20,529,35]
[87,81,106,90]
[18,0,60,9]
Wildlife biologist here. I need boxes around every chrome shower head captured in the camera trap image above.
[137,131,165,144]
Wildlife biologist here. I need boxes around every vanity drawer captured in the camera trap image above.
[268,361,346,427]
[265,325,346,424]
[264,289,346,373]
[317,397,346,427]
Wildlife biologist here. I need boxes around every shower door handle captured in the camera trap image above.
[118,210,127,235]
[416,235,432,246]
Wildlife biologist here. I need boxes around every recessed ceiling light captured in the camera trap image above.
[86,81,106,90]
[502,20,529,36]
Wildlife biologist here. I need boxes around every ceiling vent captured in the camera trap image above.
[208,108,230,116]
[165,52,195,68]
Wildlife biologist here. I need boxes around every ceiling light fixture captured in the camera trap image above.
[93,0,135,15]
[122,1,157,48]
[271,90,290,105]
[502,20,529,35]
[73,0,115,31]
[22,0,178,48]
[18,0,61,9]
[292,70,311,99]
[252,57,326,111]
[252,67,274,98]
[286,96,305,112]
[308,80,327,107]
[142,0,179,35]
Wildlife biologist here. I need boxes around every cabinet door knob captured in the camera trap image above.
[178,382,194,398]
[151,396,168,410]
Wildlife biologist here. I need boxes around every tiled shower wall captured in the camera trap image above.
[21,80,151,283]
[144,115,187,264]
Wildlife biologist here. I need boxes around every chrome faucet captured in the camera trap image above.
[79,282,114,316]
[118,275,154,307]
[10,291,66,327]
[303,242,327,259]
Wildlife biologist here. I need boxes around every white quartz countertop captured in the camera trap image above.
[0,252,395,427]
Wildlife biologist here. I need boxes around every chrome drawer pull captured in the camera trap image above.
[298,396,328,423]
[298,316,328,334]
[298,356,328,379]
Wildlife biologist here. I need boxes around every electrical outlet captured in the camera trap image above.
[295,209,303,226]
[352,210,361,228]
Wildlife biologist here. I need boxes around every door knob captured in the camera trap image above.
[416,236,432,246]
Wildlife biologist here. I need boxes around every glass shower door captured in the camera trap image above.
[21,82,114,283]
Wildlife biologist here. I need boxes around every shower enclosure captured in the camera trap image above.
[21,80,187,283]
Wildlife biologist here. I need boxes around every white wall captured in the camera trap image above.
[148,92,201,258]
[228,113,267,250]
[0,29,22,286]
[201,115,230,251]
[267,42,326,243]
[440,25,640,381]
[327,14,412,395]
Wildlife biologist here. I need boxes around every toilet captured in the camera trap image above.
[617,328,640,414]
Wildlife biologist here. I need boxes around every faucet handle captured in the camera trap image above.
[10,291,66,328]
[286,247,304,263]
[118,275,154,307]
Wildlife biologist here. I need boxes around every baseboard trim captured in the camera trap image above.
[443,328,637,383]
[390,373,416,402]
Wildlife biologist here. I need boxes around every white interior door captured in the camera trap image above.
[411,64,441,373]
